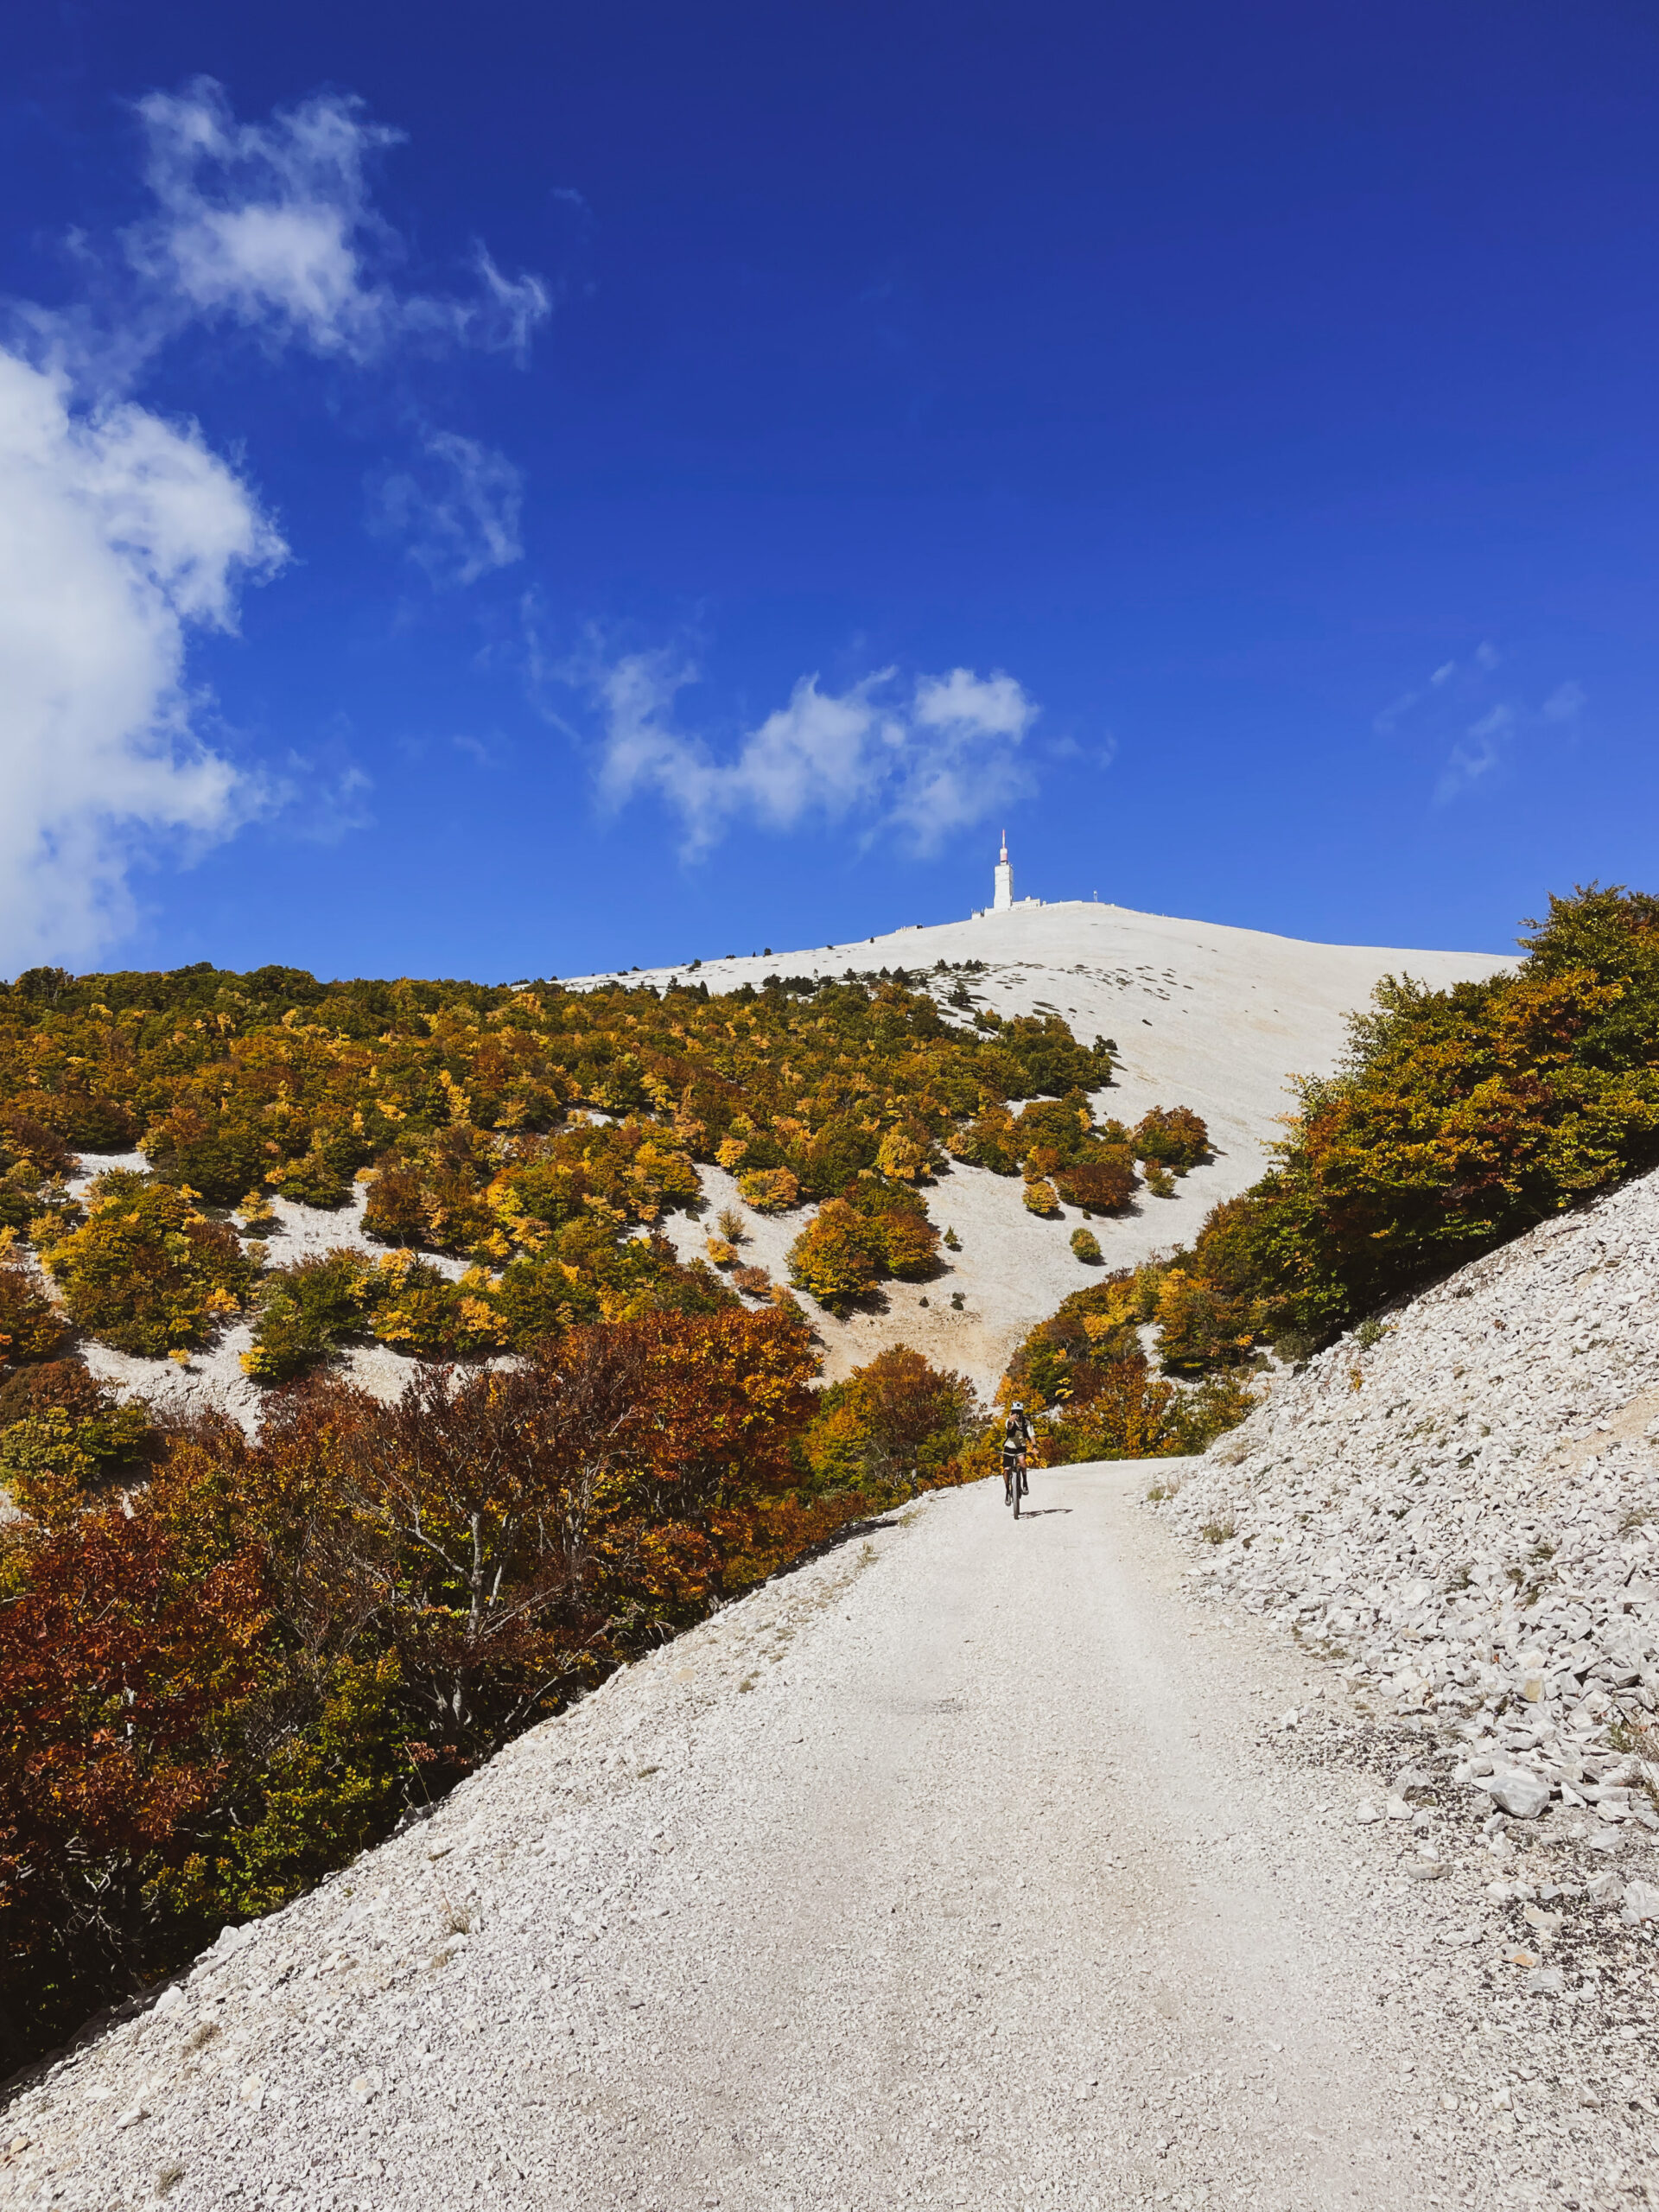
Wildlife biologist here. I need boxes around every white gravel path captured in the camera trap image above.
[13,1462,1649,2212]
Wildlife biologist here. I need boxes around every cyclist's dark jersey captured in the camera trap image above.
[1001,1412,1033,1458]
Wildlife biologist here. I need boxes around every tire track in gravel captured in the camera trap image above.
[5,1465,1471,2212]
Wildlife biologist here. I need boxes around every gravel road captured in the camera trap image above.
[6,1465,1642,2212]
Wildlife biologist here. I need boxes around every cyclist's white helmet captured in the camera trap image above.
[1013,1400,1025,1410]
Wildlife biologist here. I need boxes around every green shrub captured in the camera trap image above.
[140,1108,273,1206]
[45,1172,252,1356]
[799,1344,984,1497]
[242,1251,368,1382]
[0,1402,156,1525]
[1132,1105,1210,1172]
[272,1149,348,1209]
[787,1199,882,1311]
[1070,1227,1103,1263]
[1035,1357,1256,1464]
[0,1265,70,1366]
[737,1166,800,1213]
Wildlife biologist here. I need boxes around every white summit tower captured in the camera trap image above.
[992,829,1014,911]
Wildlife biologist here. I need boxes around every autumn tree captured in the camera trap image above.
[45,1171,253,1357]
[800,1345,982,1495]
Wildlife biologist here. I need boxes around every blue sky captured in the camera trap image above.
[6,0,1659,979]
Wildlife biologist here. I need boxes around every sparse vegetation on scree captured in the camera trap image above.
[1001,884,1659,1459]
[0,958,1127,1363]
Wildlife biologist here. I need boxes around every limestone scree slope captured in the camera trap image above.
[1164,1160,1659,1858]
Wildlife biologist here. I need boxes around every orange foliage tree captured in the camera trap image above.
[3,1303,969,2068]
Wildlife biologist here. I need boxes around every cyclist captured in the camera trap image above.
[1001,1400,1033,1510]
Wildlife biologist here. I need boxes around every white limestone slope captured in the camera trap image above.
[575,900,1512,1389]
[46,904,1510,1434]
[1163,1161,1659,1835]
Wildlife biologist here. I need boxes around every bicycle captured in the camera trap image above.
[1003,1450,1028,1520]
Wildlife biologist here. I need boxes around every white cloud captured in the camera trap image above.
[1372,689,1421,735]
[122,79,551,368]
[370,429,524,586]
[0,349,283,968]
[1542,680,1586,723]
[584,652,1038,855]
[0,77,551,968]
[1434,703,1512,805]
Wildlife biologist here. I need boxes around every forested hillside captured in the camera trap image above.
[1001,886,1659,1461]
[0,955,1155,2069]
[3,887,1608,2071]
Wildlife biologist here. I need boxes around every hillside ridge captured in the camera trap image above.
[591,899,1512,1388]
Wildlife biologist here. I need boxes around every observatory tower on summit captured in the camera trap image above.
[971,830,1039,918]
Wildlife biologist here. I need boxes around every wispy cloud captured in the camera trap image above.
[369,429,524,587]
[275,756,376,845]
[14,79,552,399]
[566,645,1039,857]
[1433,703,1513,804]
[76,79,550,379]
[1372,688,1421,736]
[1371,644,1585,808]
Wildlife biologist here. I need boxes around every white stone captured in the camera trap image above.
[1478,1764,1552,1821]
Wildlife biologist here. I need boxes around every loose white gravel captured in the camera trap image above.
[1164,1161,1659,1841]
[8,1456,1656,2210]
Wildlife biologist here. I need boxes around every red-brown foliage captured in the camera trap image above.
[0,1302,912,2069]
[1054,1153,1137,1211]
[0,1263,69,1366]
[0,1509,269,2068]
